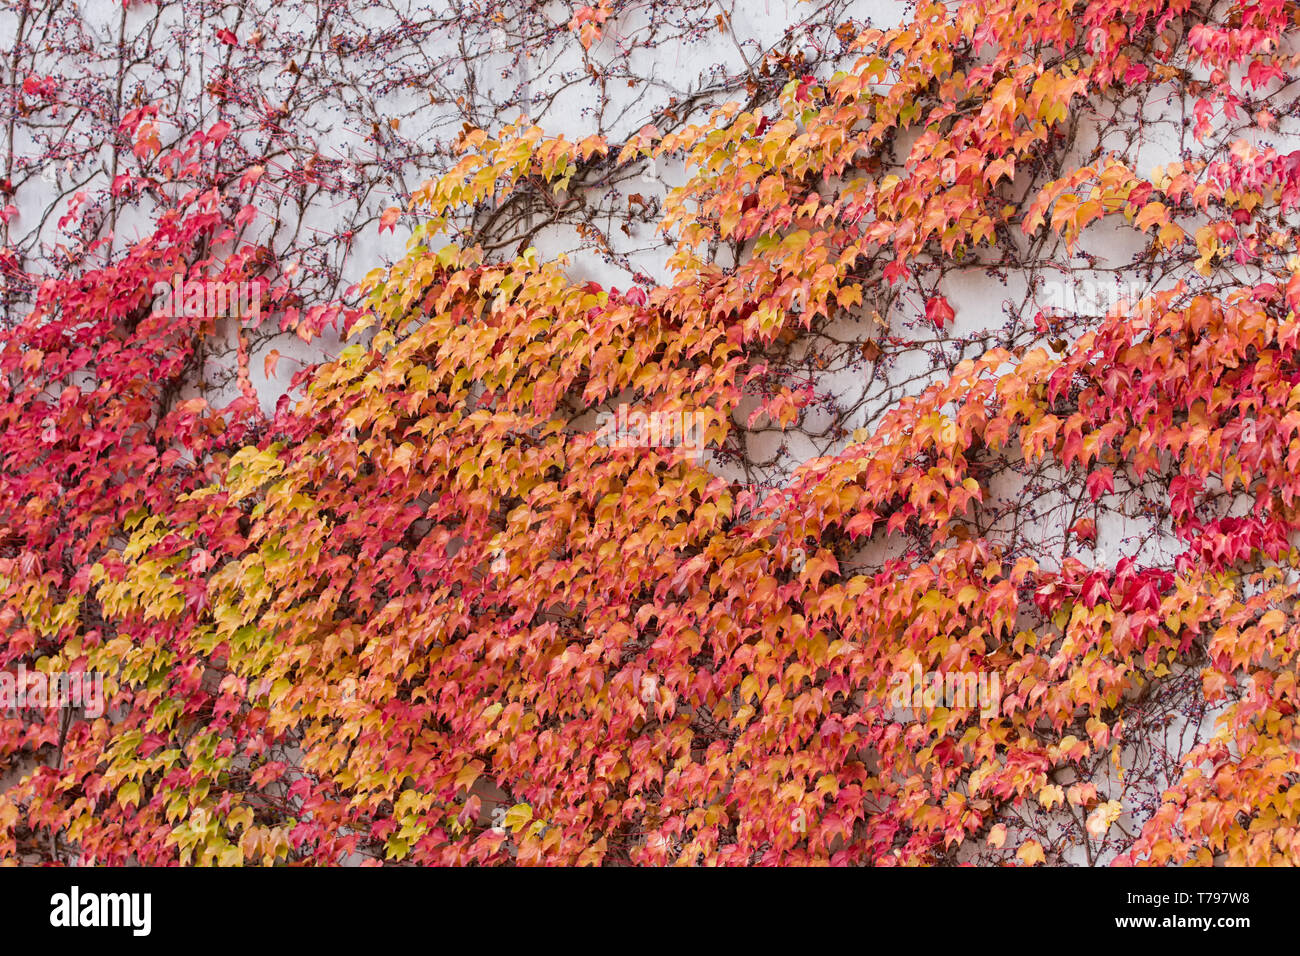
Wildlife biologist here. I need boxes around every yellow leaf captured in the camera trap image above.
[1259,609,1286,633]
[118,782,141,808]
[1016,839,1045,866]
[455,762,483,792]
[504,803,533,832]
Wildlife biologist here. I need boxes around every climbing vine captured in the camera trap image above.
[4,0,1300,866]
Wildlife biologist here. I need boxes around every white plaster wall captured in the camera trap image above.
[3,0,1294,865]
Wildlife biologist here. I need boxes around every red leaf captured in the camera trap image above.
[925,295,955,330]
[1086,467,1115,500]
[1069,518,1097,543]
[240,165,265,190]
[883,260,909,285]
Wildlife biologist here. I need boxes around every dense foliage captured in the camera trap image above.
[4,0,1300,865]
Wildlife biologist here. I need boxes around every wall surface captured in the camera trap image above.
[3,0,1298,866]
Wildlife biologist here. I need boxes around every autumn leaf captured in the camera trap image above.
[1016,840,1046,866]
[925,295,955,330]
